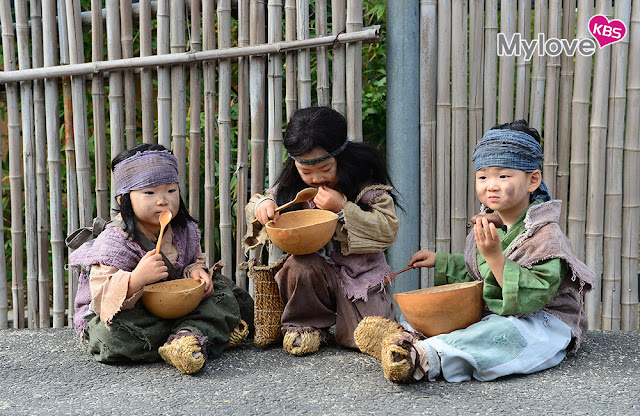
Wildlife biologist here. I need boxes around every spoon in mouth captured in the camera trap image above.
[155,210,173,254]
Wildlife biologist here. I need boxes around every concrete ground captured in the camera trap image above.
[0,329,638,415]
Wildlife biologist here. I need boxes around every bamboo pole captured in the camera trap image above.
[331,0,346,115]
[467,0,483,219]
[284,0,297,120]
[602,3,632,330]
[346,0,363,141]
[157,0,171,148]
[420,0,437,288]
[188,0,202,220]
[121,0,136,148]
[483,0,497,131]
[107,0,125,215]
[528,0,547,132]
[236,0,250,288]
[436,0,451,254]
[171,0,188,192]
[296,0,311,108]
[557,0,577,232]
[218,0,233,278]
[92,0,109,221]
[584,0,611,330]
[203,0,217,266]
[567,0,594,262]
[0,2,25,328]
[44,0,65,328]
[31,0,50,328]
[621,0,640,331]
[0,5,9,325]
[543,0,561,198]
[451,0,468,254]
[497,0,515,123]
[59,0,79,327]
[140,0,155,144]
[15,0,39,328]
[315,0,330,106]
[515,0,531,120]
[250,0,266,196]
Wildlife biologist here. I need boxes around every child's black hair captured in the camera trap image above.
[490,119,541,143]
[112,143,196,241]
[274,106,402,211]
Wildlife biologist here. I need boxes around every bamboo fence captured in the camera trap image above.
[0,1,638,332]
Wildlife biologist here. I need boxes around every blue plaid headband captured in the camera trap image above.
[472,129,551,202]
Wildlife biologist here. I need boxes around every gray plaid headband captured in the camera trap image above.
[113,150,179,196]
[289,138,350,165]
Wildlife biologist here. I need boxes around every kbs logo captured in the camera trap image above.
[589,14,627,48]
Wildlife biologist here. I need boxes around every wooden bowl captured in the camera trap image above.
[141,278,205,319]
[394,281,484,337]
[265,210,339,255]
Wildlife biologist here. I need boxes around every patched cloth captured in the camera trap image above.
[113,150,179,196]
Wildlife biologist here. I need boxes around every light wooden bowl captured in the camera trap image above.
[141,278,205,319]
[394,281,484,337]
[265,210,339,255]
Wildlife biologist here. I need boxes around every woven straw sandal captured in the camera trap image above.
[380,331,427,383]
[226,320,250,349]
[158,331,208,375]
[353,316,406,361]
[282,330,322,356]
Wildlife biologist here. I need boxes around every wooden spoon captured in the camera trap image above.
[384,265,414,284]
[252,187,319,224]
[155,210,173,254]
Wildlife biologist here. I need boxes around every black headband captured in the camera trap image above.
[289,138,350,166]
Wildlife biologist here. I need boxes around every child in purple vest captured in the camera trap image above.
[69,144,252,374]
[354,120,595,383]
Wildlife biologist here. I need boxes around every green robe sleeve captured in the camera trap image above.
[434,252,474,286]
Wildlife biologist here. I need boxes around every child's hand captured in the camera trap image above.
[473,217,502,259]
[408,250,436,268]
[255,199,279,225]
[130,251,168,294]
[191,268,214,299]
[314,186,345,213]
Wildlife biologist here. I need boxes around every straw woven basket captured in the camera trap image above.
[240,255,289,347]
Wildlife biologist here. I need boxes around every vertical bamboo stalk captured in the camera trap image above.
[188,0,202,220]
[218,0,233,277]
[621,0,640,331]
[567,0,594,262]
[346,0,363,141]
[467,0,484,218]
[121,0,136,148]
[15,0,39,328]
[44,0,65,328]
[59,0,80,327]
[557,0,577,232]
[331,0,346,115]
[497,0,515,123]
[106,0,125,215]
[0,4,9,326]
[236,0,250,287]
[315,0,330,106]
[92,0,109,221]
[584,0,611,330]
[528,0,547,132]
[1,2,25,328]
[602,3,632,330]
[296,0,311,108]
[171,0,188,192]
[284,0,297,120]
[483,0,497,131]
[451,0,468,253]
[140,0,155,144]
[203,0,217,265]
[157,0,171,148]
[420,0,437,288]
[436,0,451,254]
[250,0,266,196]
[31,0,51,328]
[515,0,531,120]
[543,0,561,198]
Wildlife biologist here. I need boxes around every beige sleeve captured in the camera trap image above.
[333,192,399,255]
[243,192,275,252]
[89,265,143,324]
